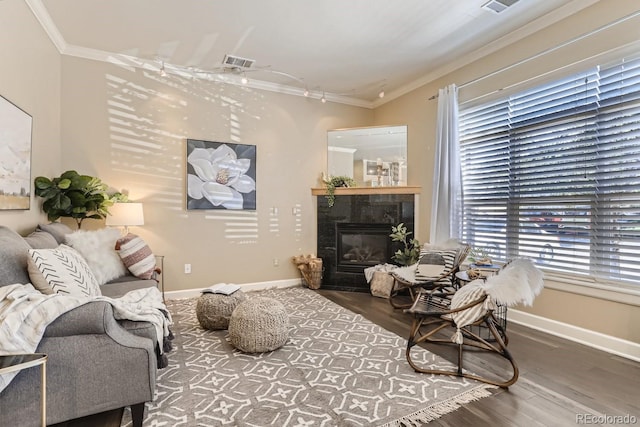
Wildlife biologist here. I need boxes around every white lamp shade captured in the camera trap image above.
[106,203,144,227]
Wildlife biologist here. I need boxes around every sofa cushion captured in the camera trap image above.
[36,222,74,244]
[65,228,128,285]
[27,244,101,296]
[24,230,59,249]
[100,277,157,298]
[116,233,156,280]
[0,226,31,287]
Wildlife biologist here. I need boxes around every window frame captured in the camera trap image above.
[457,54,640,303]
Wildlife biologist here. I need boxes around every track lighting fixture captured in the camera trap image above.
[152,57,346,103]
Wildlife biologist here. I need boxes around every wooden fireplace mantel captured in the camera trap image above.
[311,186,421,196]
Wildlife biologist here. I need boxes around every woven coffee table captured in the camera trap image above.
[196,290,246,330]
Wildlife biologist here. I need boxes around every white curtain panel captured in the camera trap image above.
[430,84,462,244]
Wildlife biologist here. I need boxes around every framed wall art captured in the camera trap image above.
[186,139,257,210]
[0,95,32,210]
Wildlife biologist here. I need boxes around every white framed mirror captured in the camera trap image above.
[327,125,407,187]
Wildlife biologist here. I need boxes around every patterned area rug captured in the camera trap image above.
[124,286,495,426]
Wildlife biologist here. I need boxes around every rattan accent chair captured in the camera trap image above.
[404,258,543,388]
[389,243,471,309]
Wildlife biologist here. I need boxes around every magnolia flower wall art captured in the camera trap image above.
[186,139,257,210]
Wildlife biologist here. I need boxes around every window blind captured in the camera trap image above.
[459,55,640,287]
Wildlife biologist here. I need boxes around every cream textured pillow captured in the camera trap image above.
[450,281,487,327]
[27,244,101,296]
[116,233,156,280]
[65,228,128,285]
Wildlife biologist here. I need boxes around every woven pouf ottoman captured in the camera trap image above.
[228,297,289,353]
[196,291,247,330]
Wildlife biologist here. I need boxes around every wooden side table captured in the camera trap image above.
[0,353,47,426]
[455,270,472,286]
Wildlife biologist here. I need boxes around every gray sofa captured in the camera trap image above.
[0,223,161,427]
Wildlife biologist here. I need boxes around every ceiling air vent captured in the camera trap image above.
[222,54,255,69]
[482,0,519,14]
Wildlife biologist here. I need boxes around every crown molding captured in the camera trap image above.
[373,0,599,107]
[327,146,358,154]
[24,0,67,52]
[26,0,598,110]
[24,0,374,108]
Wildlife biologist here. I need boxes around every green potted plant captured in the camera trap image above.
[322,175,356,207]
[34,170,126,229]
[389,222,421,266]
[467,246,493,266]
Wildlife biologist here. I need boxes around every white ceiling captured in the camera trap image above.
[28,0,596,107]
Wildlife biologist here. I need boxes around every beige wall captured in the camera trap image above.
[521,282,639,343]
[375,0,640,343]
[59,55,372,291]
[0,0,62,234]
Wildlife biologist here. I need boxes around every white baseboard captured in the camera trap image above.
[509,309,640,362]
[164,278,303,300]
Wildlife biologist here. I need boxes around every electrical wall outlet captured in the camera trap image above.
[184,263,191,274]
[273,258,279,267]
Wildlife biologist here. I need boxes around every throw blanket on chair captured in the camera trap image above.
[0,284,171,393]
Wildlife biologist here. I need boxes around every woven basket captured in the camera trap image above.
[370,271,394,298]
[302,264,323,290]
[292,255,323,289]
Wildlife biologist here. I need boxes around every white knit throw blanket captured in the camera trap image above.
[0,284,171,393]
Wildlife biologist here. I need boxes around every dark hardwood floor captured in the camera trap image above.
[61,289,639,426]
[317,289,640,426]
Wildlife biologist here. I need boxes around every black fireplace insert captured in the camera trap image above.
[336,223,393,273]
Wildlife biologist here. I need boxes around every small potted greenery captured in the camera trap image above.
[467,246,493,266]
[34,170,126,229]
[322,175,356,207]
[389,222,421,266]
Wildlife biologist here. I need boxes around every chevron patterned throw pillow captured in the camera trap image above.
[27,244,101,296]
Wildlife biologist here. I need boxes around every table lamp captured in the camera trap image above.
[106,202,144,234]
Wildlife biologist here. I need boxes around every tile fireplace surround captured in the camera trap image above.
[313,187,419,292]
